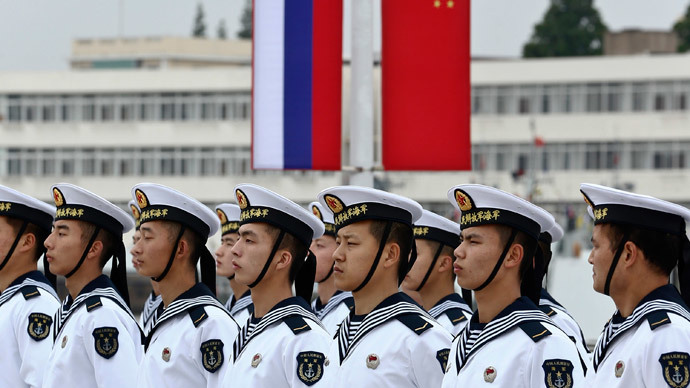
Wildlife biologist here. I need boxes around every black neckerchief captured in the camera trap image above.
[592,284,690,371]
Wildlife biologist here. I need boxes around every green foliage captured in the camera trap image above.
[237,0,252,39]
[192,3,207,38]
[523,0,607,58]
[673,4,690,52]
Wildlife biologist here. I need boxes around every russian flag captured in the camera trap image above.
[252,0,343,170]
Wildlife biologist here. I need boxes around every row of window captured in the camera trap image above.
[0,93,251,123]
[472,141,690,172]
[472,81,690,115]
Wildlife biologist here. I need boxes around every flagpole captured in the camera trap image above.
[348,0,374,188]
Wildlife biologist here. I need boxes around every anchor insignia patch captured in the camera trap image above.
[27,313,52,341]
[296,351,325,386]
[92,327,119,359]
[200,339,224,373]
[659,352,690,388]
[542,359,574,388]
[436,348,450,373]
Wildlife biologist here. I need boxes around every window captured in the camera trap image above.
[586,84,602,112]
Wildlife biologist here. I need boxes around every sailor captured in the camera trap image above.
[0,185,59,388]
[131,183,240,387]
[42,183,143,388]
[221,184,332,387]
[129,200,163,337]
[215,203,253,325]
[402,209,472,337]
[309,201,353,335]
[580,183,690,387]
[317,186,452,388]
[536,218,590,367]
[442,184,585,388]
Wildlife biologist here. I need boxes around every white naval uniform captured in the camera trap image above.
[225,289,253,329]
[586,284,690,387]
[443,296,586,388]
[43,275,143,388]
[427,293,472,337]
[137,282,239,388]
[325,292,453,388]
[312,290,354,335]
[139,290,163,337]
[224,297,332,387]
[0,271,60,388]
[539,288,591,366]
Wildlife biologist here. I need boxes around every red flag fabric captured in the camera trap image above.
[381,0,471,170]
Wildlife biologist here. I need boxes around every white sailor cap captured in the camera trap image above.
[51,183,133,235]
[234,184,324,245]
[215,203,241,236]
[447,184,552,240]
[308,202,336,237]
[413,209,460,248]
[580,183,690,235]
[132,183,219,238]
[317,186,423,230]
[0,185,54,231]
[128,200,141,230]
[541,218,564,243]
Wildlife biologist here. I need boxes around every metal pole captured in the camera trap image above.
[348,0,374,187]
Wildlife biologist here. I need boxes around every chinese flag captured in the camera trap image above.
[381,0,470,170]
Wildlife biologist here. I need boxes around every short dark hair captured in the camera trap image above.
[495,224,537,280]
[5,218,49,262]
[78,221,117,268]
[265,224,309,283]
[604,223,680,276]
[161,221,204,268]
[369,220,414,272]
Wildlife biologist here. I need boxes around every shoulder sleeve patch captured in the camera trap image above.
[518,321,551,343]
[92,327,119,359]
[189,306,208,328]
[296,351,325,386]
[436,348,450,373]
[27,313,52,341]
[200,339,225,373]
[21,286,40,300]
[85,296,103,312]
[659,352,690,387]
[284,316,312,335]
[647,311,671,331]
[542,359,575,387]
[539,305,557,317]
[397,313,432,335]
[445,308,468,325]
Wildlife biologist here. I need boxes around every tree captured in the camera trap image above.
[217,19,227,39]
[673,4,690,52]
[192,3,207,38]
[237,0,252,39]
[522,0,607,58]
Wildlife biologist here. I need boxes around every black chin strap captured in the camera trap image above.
[66,226,101,278]
[228,274,235,281]
[415,242,445,292]
[318,262,334,283]
[474,229,518,291]
[354,221,392,293]
[152,225,186,282]
[604,231,630,296]
[110,241,131,307]
[248,230,285,288]
[0,220,28,272]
